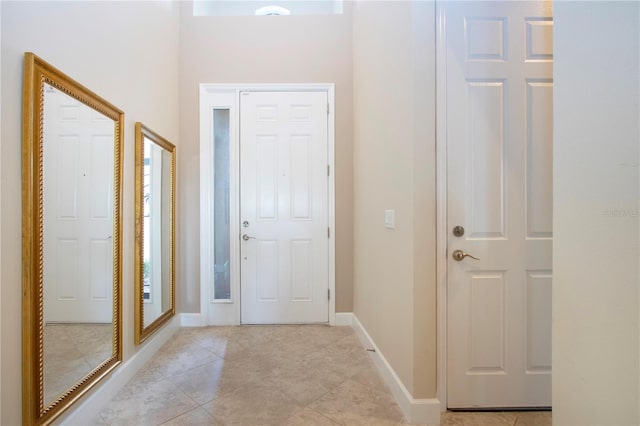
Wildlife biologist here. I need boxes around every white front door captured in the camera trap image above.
[444,1,553,408]
[240,91,329,324]
[43,84,114,323]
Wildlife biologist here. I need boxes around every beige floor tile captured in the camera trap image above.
[147,342,220,378]
[184,326,233,356]
[129,363,166,388]
[283,324,354,351]
[100,378,198,426]
[309,379,406,426]
[269,361,345,406]
[350,358,390,392]
[168,358,226,405]
[160,330,208,354]
[160,407,216,426]
[210,327,281,361]
[440,411,517,426]
[514,411,552,426]
[311,334,372,368]
[202,383,301,425]
[93,414,109,425]
[213,351,282,395]
[283,407,342,426]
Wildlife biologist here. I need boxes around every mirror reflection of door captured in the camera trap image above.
[143,137,172,326]
[41,83,115,405]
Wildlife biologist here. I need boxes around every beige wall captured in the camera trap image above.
[0,3,3,423]
[177,1,354,313]
[410,0,437,399]
[553,2,640,424]
[352,1,436,398]
[0,2,180,424]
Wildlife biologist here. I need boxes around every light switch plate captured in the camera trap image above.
[384,209,395,229]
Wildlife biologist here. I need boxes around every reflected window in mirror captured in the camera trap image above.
[135,123,175,345]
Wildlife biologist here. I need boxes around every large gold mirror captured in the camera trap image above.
[22,53,123,425]
[134,123,175,344]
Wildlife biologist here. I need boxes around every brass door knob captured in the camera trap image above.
[452,226,465,237]
[452,249,479,261]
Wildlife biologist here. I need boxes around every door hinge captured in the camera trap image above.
[328,227,330,238]
[327,165,330,176]
[327,103,330,115]
[328,289,331,300]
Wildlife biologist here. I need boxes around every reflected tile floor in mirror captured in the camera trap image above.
[44,324,112,405]
[95,326,551,425]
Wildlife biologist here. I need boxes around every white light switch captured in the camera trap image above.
[384,209,395,229]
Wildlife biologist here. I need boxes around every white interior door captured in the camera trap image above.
[240,91,329,324]
[444,1,553,408]
[43,84,114,323]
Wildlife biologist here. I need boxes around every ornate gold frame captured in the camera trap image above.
[21,52,123,425]
[134,123,176,345]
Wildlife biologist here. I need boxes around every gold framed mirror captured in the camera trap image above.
[134,123,176,345]
[22,52,123,425]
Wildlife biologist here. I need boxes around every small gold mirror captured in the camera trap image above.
[134,123,176,344]
[22,53,123,425]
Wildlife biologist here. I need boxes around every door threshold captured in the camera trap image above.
[239,322,330,326]
[447,407,552,412]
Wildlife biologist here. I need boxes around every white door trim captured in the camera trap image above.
[435,2,449,411]
[199,83,336,326]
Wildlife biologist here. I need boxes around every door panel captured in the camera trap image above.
[240,91,329,324]
[445,1,553,408]
[468,271,506,373]
[467,81,506,239]
[526,81,553,239]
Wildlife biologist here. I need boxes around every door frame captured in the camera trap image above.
[199,83,336,326]
[435,2,449,411]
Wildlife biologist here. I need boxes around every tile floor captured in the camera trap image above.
[95,326,551,426]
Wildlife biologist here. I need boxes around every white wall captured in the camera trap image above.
[0,2,180,424]
[352,1,436,398]
[553,2,640,424]
[178,1,354,314]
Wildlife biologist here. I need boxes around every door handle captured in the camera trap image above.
[452,249,479,261]
[242,234,255,241]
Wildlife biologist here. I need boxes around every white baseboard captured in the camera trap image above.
[58,316,180,425]
[180,312,203,327]
[186,312,350,327]
[350,314,441,425]
[334,312,354,326]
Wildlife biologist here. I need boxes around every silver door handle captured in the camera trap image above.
[452,249,480,261]
[242,234,255,241]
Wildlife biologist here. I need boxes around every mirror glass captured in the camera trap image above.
[42,84,116,406]
[135,123,175,344]
[22,52,123,425]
